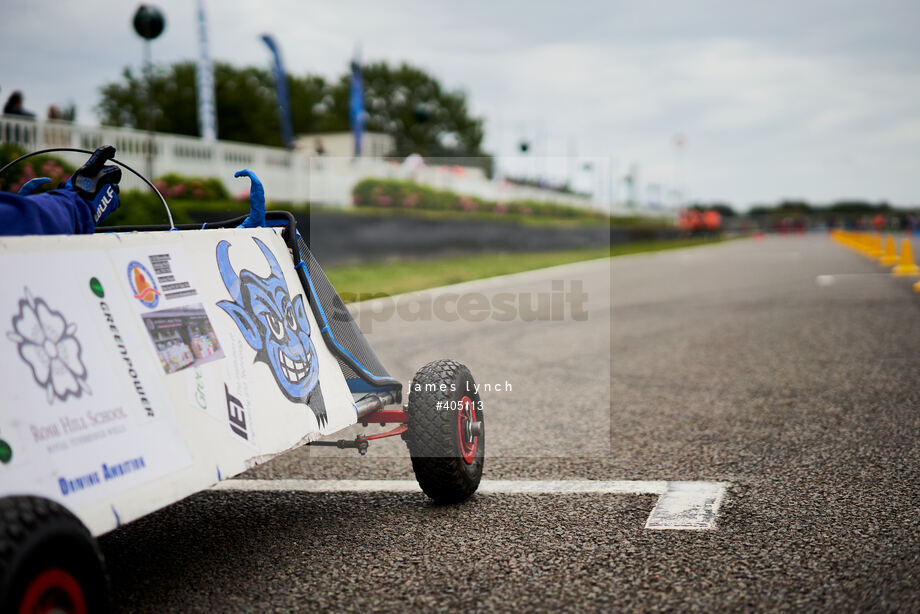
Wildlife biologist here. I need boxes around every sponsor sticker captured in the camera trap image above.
[7,288,90,404]
[141,303,225,374]
[0,250,191,507]
[115,247,225,375]
[127,260,161,309]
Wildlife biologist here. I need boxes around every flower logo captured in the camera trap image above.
[6,288,90,404]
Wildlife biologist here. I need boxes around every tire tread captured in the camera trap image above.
[406,359,484,504]
[0,496,109,613]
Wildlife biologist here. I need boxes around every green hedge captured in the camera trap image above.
[352,178,608,222]
[154,172,229,201]
[100,194,257,228]
[99,190,191,227]
[105,173,232,225]
[0,146,228,203]
[0,144,75,194]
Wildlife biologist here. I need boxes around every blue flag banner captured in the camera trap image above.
[350,59,364,157]
[261,34,294,149]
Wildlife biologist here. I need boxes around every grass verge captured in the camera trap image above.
[104,196,655,229]
[328,236,731,301]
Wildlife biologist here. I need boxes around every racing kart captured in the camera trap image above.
[0,147,485,613]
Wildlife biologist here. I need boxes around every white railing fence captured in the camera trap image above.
[0,117,599,211]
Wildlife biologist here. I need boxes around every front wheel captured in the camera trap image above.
[0,496,110,614]
[405,359,484,503]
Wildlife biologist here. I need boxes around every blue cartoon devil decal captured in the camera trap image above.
[216,237,326,426]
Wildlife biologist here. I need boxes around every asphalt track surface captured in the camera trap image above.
[99,235,920,612]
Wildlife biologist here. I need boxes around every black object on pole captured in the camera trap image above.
[132,5,165,178]
[133,5,165,40]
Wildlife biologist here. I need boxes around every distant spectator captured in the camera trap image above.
[3,91,35,118]
[314,138,326,155]
[48,103,76,122]
[402,153,424,171]
[872,213,885,232]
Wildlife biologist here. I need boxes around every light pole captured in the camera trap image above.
[673,133,686,211]
[133,5,165,178]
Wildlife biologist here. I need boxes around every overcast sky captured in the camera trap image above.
[2,0,919,208]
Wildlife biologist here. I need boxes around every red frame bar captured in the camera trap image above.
[356,425,408,443]
[361,409,408,424]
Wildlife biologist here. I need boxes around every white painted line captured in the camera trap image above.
[477,480,668,495]
[213,479,729,531]
[214,479,421,493]
[644,481,727,531]
[815,272,892,286]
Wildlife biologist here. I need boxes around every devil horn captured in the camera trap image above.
[216,240,243,302]
[253,238,285,282]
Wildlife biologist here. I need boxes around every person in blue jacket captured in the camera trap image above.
[0,145,121,236]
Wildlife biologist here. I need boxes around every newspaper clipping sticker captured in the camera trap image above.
[116,246,225,375]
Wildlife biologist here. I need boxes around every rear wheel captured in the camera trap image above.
[0,496,110,614]
[406,359,484,503]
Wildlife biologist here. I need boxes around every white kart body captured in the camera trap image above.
[0,228,357,536]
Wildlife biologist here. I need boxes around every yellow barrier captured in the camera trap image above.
[830,230,886,260]
[892,239,920,276]
[832,230,920,287]
[879,236,899,266]
[866,234,882,259]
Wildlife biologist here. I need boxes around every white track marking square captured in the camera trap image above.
[214,479,730,531]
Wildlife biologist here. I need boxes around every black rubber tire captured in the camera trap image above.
[0,496,110,614]
[406,359,484,503]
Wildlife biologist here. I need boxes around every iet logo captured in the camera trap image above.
[225,384,248,440]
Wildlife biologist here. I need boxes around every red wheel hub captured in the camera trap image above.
[457,395,479,464]
[18,568,87,614]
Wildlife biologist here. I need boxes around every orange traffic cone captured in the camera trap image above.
[879,236,899,266]
[914,280,920,293]
[892,239,920,276]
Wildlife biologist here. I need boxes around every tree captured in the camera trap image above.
[709,203,736,217]
[828,200,891,215]
[334,61,485,157]
[97,61,326,146]
[96,60,486,156]
[212,63,288,146]
[688,202,736,216]
[289,74,345,135]
[775,200,813,215]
